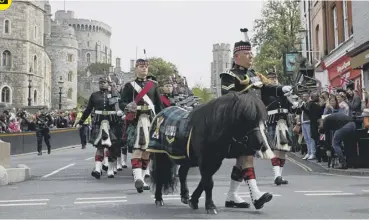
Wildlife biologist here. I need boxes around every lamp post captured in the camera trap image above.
[58,79,64,110]
[27,73,33,106]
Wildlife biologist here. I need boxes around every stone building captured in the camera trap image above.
[0,0,113,109]
[210,43,231,98]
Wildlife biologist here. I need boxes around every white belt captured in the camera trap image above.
[268,109,288,115]
[137,105,152,111]
[94,110,116,115]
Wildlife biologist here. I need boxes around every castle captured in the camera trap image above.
[0,0,113,109]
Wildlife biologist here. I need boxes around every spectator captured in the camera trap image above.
[323,95,339,115]
[346,82,362,116]
[8,118,21,133]
[337,92,350,115]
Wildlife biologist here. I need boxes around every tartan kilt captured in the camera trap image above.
[125,123,137,153]
[89,121,118,148]
[148,106,191,159]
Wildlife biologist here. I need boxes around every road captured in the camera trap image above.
[0,146,368,219]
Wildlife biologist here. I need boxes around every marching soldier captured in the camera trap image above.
[76,76,123,179]
[263,72,291,185]
[220,28,292,209]
[35,107,53,155]
[119,58,163,193]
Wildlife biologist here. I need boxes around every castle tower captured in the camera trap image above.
[44,1,52,39]
[54,10,113,72]
[45,22,78,109]
[211,43,231,97]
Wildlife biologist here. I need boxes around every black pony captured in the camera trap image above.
[147,92,268,214]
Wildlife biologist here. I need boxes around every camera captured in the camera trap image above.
[0,0,8,4]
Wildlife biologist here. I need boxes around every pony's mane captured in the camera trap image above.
[189,92,267,142]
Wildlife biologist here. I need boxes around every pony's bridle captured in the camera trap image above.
[232,127,260,145]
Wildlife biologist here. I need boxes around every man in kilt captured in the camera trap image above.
[119,58,163,193]
[76,76,124,179]
[220,28,292,209]
[263,72,291,185]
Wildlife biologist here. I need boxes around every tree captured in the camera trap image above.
[147,57,179,81]
[77,95,88,107]
[191,84,214,104]
[252,0,301,83]
[86,63,112,75]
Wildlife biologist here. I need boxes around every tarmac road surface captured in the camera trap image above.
[0,146,368,219]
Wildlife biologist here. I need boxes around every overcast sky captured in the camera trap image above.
[49,0,264,87]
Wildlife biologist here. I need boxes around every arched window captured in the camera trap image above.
[1,86,11,103]
[33,90,37,105]
[33,55,37,73]
[4,20,10,34]
[68,71,73,82]
[67,88,72,99]
[2,50,11,67]
[86,53,91,63]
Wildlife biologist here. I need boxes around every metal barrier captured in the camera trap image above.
[0,128,80,155]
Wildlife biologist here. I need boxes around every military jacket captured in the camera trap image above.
[79,90,116,124]
[220,66,285,99]
[35,113,53,130]
[161,94,176,108]
[119,78,163,115]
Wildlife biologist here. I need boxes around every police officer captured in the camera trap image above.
[35,107,53,155]
[220,28,292,209]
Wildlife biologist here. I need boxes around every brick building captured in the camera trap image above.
[300,0,367,95]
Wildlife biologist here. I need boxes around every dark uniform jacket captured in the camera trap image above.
[220,66,284,98]
[161,94,176,108]
[35,113,53,130]
[119,78,163,115]
[78,90,117,125]
[262,92,291,125]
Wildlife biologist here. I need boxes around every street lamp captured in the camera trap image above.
[58,78,64,110]
[27,73,33,106]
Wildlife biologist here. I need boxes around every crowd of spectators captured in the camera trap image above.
[0,108,79,133]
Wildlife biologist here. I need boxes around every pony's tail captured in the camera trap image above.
[150,153,178,194]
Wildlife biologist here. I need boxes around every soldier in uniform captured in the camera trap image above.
[76,76,123,179]
[159,76,176,107]
[220,28,292,209]
[119,58,163,193]
[35,107,53,155]
[263,72,291,185]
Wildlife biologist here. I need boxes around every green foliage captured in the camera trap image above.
[191,84,214,104]
[86,63,112,75]
[77,95,88,107]
[147,57,179,81]
[252,0,301,83]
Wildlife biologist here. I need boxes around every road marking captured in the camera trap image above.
[0,203,47,207]
[162,197,204,200]
[287,157,312,172]
[150,195,180,197]
[295,190,342,193]
[0,199,49,203]
[223,193,282,197]
[362,190,369,192]
[41,163,75,178]
[74,200,127,204]
[304,193,355,196]
[84,157,94,161]
[316,172,369,179]
[240,194,282,197]
[76,196,127,200]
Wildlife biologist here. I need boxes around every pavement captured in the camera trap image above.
[289,151,370,176]
[0,145,368,219]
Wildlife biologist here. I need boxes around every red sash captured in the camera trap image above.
[161,95,171,107]
[125,81,155,121]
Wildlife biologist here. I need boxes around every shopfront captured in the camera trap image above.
[351,49,369,91]
[327,55,362,90]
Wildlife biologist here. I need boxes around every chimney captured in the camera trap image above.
[130,59,135,71]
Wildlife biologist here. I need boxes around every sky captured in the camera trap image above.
[49,0,264,88]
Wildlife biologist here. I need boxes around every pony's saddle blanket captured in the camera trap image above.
[148,106,191,159]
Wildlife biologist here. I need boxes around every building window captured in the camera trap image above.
[1,86,11,103]
[86,53,91,63]
[343,0,349,40]
[34,26,37,39]
[67,88,72,99]
[68,54,73,62]
[332,6,338,48]
[68,71,73,82]
[2,50,11,67]
[33,90,37,105]
[315,25,320,60]
[84,82,90,89]
[4,20,10,34]
[33,55,37,73]
[87,41,90,47]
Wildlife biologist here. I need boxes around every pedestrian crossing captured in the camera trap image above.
[0,189,367,207]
